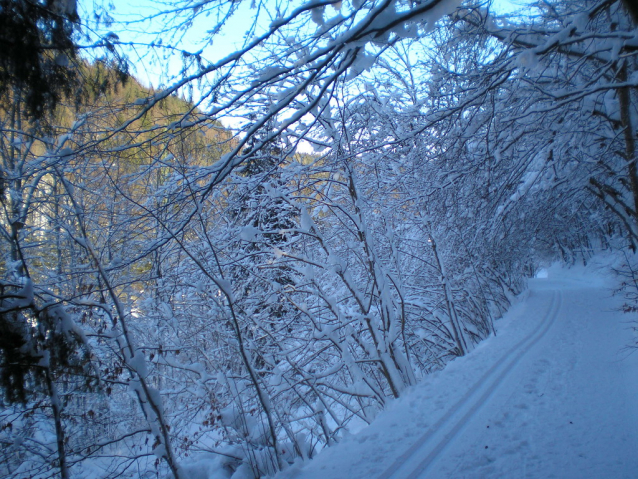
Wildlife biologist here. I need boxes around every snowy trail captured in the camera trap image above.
[276,263,638,479]
[379,290,563,479]
[422,270,638,479]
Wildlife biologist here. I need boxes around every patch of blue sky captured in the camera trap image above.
[77,0,524,130]
[79,0,263,89]
[83,0,523,83]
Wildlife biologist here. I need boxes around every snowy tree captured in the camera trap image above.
[437,0,638,249]
[2,0,635,478]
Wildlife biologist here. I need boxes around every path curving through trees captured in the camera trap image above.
[378,291,563,479]
[277,262,638,479]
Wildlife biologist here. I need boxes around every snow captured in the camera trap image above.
[311,6,325,26]
[241,225,260,241]
[177,458,233,479]
[300,207,313,231]
[274,258,638,479]
[420,0,463,32]
[130,351,149,379]
[217,278,234,302]
[346,52,376,80]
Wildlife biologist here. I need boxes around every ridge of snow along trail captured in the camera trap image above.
[276,257,638,479]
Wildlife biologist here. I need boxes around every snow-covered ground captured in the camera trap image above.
[275,258,638,479]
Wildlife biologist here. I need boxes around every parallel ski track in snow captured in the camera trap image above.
[377,289,563,479]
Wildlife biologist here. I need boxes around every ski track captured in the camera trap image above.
[276,266,638,479]
[378,291,563,479]
[426,274,638,479]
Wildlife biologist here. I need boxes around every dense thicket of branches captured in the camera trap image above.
[0,0,635,477]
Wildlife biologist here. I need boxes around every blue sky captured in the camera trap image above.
[80,0,263,87]
[81,0,522,89]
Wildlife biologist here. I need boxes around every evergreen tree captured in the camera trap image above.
[0,0,80,118]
